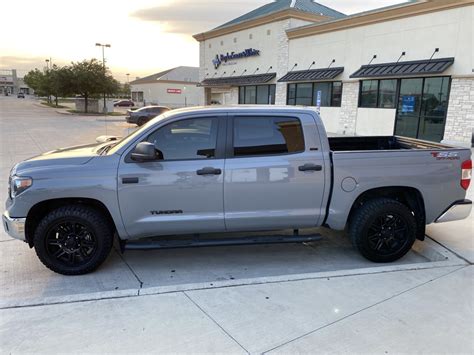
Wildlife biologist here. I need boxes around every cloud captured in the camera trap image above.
[130,0,408,35]
[130,0,268,34]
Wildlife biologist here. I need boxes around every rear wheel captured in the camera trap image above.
[349,198,416,262]
[34,205,113,275]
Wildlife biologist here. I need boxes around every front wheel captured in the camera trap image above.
[34,205,114,275]
[137,117,147,126]
[349,198,417,263]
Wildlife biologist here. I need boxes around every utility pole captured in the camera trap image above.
[95,43,111,113]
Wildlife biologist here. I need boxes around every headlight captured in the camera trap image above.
[10,176,33,198]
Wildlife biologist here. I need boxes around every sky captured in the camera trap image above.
[1,0,407,82]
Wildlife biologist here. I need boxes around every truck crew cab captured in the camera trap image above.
[3,106,472,275]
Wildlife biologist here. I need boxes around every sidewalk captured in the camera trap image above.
[1,265,471,354]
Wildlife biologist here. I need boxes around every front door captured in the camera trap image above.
[394,76,450,142]
[117,115,227,239]
[224,113,327,231]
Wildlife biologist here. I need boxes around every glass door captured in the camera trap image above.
[418,77,450,142]
[395,77,450,142]
[394,78,423,139]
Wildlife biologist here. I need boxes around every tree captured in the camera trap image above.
[24,68,51,100]
[70,59,120,113]
[49,65,75,107]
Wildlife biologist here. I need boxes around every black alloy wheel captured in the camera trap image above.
[349,198,417,262]
[34,205,114,275]
[45,221,98,267]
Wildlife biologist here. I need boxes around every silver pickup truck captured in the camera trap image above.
[3,106,472,275]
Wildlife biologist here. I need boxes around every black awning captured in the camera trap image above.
[350,57,454,78]
[200,73,276,87]
[278,67,344,82]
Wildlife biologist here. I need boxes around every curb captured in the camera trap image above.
[0,238,466,310]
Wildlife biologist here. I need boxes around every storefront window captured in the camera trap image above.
[244,86,256,104]
[359,80,378,107]
[256,86,269,104]
[359,79,397,108]
[313,82,331,107]
[239,85,276,105]
[378,79,397,108]
[287,82,342,107]
[295,83,312,106]
[332,82,342,107]
[287,84,296,105]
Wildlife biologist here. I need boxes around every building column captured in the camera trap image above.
[275,19,291,105]
[338,81,359,135]
[443,77,474,147]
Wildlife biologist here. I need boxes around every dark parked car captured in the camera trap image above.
[126,106,171,126]
[114,99,134,107]
[17,92,25,98]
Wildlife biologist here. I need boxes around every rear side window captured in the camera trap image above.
[233,116,305,157]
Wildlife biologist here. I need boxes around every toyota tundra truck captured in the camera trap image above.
[3,106,472,275]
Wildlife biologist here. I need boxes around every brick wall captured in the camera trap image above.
[275,20,290,105]
[443,77,474,147]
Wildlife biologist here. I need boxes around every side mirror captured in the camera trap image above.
[131,142,161,162]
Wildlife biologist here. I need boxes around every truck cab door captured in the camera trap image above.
[117,115,227,239]
[224,113,327,231]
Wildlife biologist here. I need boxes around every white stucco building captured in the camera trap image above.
[130,66,200,108]
[193,0,474,146]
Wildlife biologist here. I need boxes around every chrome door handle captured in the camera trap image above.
[196,167,222,175]
[298,164,322,172]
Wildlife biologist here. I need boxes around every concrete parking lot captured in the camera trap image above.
[0,96,473,354]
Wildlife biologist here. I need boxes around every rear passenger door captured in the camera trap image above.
[224,113,327,231]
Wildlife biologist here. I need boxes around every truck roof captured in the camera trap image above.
[167,105,319,115]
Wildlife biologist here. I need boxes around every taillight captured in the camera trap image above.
[461,160,472,190]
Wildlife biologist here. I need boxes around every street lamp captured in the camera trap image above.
[95,43,111,113]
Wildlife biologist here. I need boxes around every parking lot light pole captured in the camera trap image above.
[95,43,111,113]
[126,73,130,99]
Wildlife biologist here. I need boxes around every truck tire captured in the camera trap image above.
[33,205,113,275]
[349,198,416,263]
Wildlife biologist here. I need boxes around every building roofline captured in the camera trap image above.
[193,8,332,42]
[130,66,198,85]
[286,0,474,39]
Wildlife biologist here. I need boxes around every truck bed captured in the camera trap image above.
[328,136,453,152]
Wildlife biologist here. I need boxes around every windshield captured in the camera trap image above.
[107,112,170,155]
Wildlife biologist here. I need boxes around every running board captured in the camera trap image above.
[122,234,322,251]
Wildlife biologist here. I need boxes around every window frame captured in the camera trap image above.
[226,115,306,159]
[286,81,343,108]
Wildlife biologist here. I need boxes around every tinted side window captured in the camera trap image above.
[147,117,218,160]
[233,116,305,157]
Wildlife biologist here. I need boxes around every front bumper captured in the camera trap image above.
[2,211,26,241]
[435,199,472,223]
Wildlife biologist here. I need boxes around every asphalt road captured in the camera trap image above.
[0,96,472,354]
